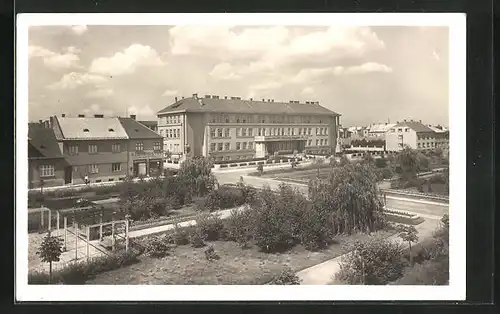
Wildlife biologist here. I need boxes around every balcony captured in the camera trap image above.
[254,135,309,142]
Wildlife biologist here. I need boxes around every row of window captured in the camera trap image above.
[210,114,326,124]
[67,142,161,154]
[209,141,254,152]
[38,163,124,178]
[208,127,330,138]
[160,128,181,138]
[417,142,436,148]
[159,115,181,125]
[166,143,181,153]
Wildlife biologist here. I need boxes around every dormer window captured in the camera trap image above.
[134,129,139,132]
[83,128,90,132]
[108,128,115,132]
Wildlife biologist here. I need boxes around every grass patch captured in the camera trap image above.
[86,230,394,285]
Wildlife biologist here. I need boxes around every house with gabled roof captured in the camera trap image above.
[157,94,341,161]
[385,119,441,152]
[28,122,68,188]
[49,114,130,184]
[119,117,164,177]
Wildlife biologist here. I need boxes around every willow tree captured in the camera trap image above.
[308,163,385,234]
[397,147,420,180]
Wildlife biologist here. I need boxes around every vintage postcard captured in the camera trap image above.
[16,13,466,301]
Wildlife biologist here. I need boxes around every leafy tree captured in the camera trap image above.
[397,147,419,180]
[336,236,407,284]
[271,266,301,285]
[178,157,217,197]
[36,231,63,284]
[417,153,430,172]
[308,163,386,234]
[396,224,419,264]
[374,157,388,169]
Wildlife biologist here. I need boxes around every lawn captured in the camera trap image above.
[86,230,394,285]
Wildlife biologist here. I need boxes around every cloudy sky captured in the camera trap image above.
[27,25,448,126]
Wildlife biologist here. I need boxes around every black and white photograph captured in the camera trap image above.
[16,13,466,301]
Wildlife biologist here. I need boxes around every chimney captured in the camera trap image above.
[205,94,211,99]
[182,96,185,99]
[175,97,178,102]
[289,100,294,103]
[419,120,422,123]
[94,114,104,118]
[272,99,274,102]
[403,119,407,122]
[193,93,198,99]
[212,95,219,99]
[267,99,271,102]
[250,98,253,101]
[130,114,136,120]
[39,120,43,124]
[61,114,65,117]
[262,98,265,102]
[224,96,228,99]
[78,114,85,118]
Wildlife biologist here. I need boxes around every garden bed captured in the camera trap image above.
[86,230,394,285]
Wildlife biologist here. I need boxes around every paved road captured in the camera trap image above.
[215,171,449,219]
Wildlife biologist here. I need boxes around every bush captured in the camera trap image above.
[204,245,220,261]
[205,186,245,211]
[271,266,301,285]
[171,224,190,245]
[374,157,388,169]
[143,235,172,258]
[28,251,140,284]
[189,229,206,248]
[298,206,332,251]
[381,167,394,179]
[251,185,305,253]
[336,237,407,285]
[195,213,225,241]
[223,208,254,248]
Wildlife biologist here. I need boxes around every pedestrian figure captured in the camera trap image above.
[84,175,89,186]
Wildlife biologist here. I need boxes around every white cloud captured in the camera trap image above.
[127,105,155,118]
[170,25,385,68]
[47,72,108,90]
[65,46,81,54]
[28,45,82,69]
[89,44,165,76]
[85,88,114,98]
[209,63,242,80]
[83,103,114,116]
[340,62,393,75]
[71,25,88,35]
[162,89,178,97]
[301,87,315,96]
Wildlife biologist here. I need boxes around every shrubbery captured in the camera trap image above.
[223,208,254,248]
[28,251,140,284]
[204,186,245,211]
[336,237,407,285]
[143,235,173,258]
[271,266,301,285]
[195,213,225,241]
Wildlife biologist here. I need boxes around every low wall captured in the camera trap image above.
[384,208,425,225]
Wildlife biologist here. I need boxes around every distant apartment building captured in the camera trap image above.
[119,117,164,177]
[50,115,130,184]
[385,120,448,152]
[28,122,68,188]
[157,94,341,162]
[367,123,396,138]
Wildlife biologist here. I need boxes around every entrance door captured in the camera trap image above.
[64,166,72,184]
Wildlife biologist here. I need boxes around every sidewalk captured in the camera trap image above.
[296,215,441,285]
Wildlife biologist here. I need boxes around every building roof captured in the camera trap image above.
[394,121,435,133]
[427,125,448,133]
[157,96,340,116]
[138,120,158,128]
[55,117,129,140]
[368,123,396,133]
[119,118,162,139]
[28,124,63,158]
